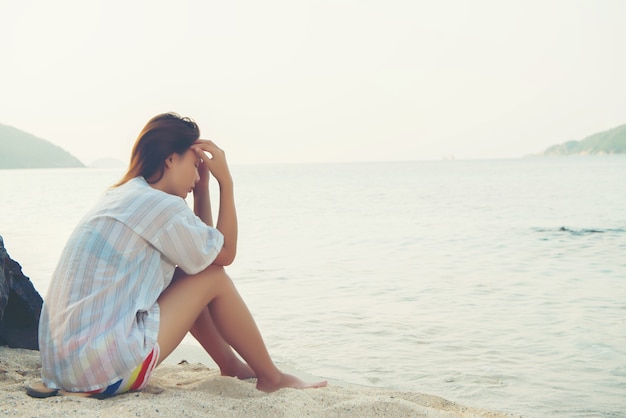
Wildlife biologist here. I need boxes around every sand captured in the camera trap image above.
[0,346,517,417]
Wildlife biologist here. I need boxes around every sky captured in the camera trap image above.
[1,0,625,165]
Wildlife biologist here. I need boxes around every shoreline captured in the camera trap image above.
[1,346,517,417]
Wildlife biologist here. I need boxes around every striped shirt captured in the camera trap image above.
[39,176,223,392]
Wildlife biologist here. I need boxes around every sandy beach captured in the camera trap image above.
[0,346,517,417]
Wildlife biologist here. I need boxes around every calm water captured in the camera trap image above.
[1,157,625,417]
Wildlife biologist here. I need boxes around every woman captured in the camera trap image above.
[32,112,326,398]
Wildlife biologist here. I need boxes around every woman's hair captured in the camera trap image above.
[114,112,200,187]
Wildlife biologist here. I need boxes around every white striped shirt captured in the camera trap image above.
[39,177,223,391]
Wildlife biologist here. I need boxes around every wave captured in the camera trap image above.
[533,226,626,236]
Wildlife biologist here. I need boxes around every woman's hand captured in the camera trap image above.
[192,140,232,187]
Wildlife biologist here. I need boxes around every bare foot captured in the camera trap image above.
[256,372,328,393]
[220,358,256,380]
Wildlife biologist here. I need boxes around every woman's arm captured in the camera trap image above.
[193,159,213,227]
[192,140,238,266]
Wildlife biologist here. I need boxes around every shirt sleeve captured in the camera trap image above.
[153,209,224,274]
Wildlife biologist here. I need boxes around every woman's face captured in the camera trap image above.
[168,149,201,198]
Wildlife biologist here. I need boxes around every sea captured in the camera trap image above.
[1,157,624,417]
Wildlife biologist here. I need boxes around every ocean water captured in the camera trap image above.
[1,157,624,417]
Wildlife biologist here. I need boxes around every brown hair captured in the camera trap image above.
[114,112,200,187]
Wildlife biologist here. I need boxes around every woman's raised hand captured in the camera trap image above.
[192,140,232,187]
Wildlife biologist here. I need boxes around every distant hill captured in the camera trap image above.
[0,123,84,168]
[540,123,626,156]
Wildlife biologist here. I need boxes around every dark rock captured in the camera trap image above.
[0,235,43,350]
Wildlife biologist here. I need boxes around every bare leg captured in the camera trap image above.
[167,268,252,377]
[190,306,255,379]
[156,265,327,392]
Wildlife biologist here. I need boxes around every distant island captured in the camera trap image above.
[539,123,626,156]
[0,123,84,169]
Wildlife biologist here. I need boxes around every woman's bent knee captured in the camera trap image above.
[199,265,233,286]
[202,264,226,275]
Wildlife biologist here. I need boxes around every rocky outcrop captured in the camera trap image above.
[0,236,43,350]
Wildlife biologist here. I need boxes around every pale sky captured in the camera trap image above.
[1,0,625,165]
